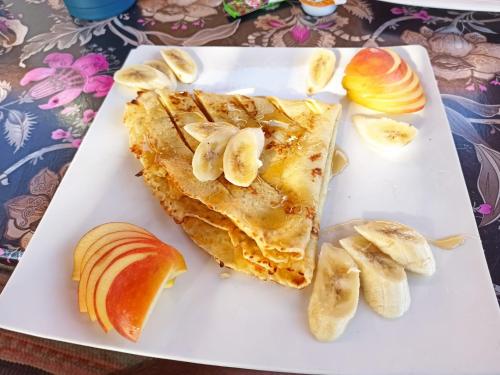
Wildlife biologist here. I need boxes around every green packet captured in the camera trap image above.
[223,0,285,18]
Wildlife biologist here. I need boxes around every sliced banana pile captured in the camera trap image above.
[307,49,336,96]
[186,122,239,182]
[187,122,265,187]
[114,48,198,91]
[352,115,418,153]
[309,219,437,342]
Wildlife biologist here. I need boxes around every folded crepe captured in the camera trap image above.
[123,90,341,288]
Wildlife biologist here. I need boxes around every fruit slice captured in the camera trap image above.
[73,222,152,280]
[161,48,198,84]
[95,244,187,341]
[345,48,401,77]
[348,84,424,105]
[343,60,411,94]
[79,230,155,278]
[80,238,157,316]
[184,122,238,142]
[348,92,426,114]
[308,243,360,341]
[350,72,420,100]
[307,48,336,95]
[192,126,240,182]
[339,235,410,319]
[144,60,177,90]
[352,115,418,151]
[223,127,265,187]
[354,220,435,276]
[114,65,173,90]
[94,251,155,333]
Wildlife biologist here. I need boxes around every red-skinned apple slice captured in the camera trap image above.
[343,63,416,97]
[359,73,421,100]
[79,238,157,314]
[73,222,153,280]
[94,244,187,341]
[343,59,410,92]
[345,48,401,77]
[94,251,156,334]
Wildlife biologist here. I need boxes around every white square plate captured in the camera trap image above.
[0,46,499,375]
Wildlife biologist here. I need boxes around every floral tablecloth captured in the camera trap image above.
[0,0,499,373]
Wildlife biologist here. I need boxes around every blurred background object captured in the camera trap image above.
[63,0,137,20]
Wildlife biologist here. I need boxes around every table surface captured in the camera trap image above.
[0,0,499,374]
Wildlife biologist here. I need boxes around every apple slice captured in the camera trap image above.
[347,71,420,98]
[350,94,426,114]
[345,48,401,77]
[343,60,411,93]
[79,231,156,278]
[94,251,156,333]
[363,73,421,100]
[73,222,153,280]
[349,85,424,106]
[95,244,187,341]
[79,238,157,314]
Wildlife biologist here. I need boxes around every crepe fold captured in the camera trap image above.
[123,90,340,288]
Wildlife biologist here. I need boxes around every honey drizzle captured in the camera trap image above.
[331,148,349,177]
[430,235,466,250]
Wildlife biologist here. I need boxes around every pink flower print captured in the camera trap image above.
[465,84,475,91]
[479,84,487,92]
[413,10,431,21]
[491,79,500,86]
[82,75,113,98]
[245,0,260,8]
[71,139,82,148]
[192,19,205,28]
[82,109,96,124]
[291,24,310,45]
[20,52,111,110]
[477,203,492,215]
[391,7,406,15]
[51,129,71,140]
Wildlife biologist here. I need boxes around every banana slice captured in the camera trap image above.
[352,115,417,152]
[114,64,173,90]
[308,243,360,342]
[307,49,336,95]
[161,48,198,84]
[223,128,265,187]
[354,220,435,276]
[144,60,177,90]
[339,235,410,319]
[192,127,238,182]
[185,122,238,142]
